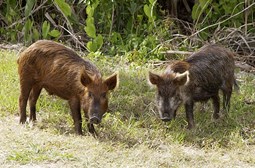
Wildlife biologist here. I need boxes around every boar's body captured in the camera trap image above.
[18,40,117,135]
[179,45,235,102]
[18,41,99,99]
[149,44,236,129]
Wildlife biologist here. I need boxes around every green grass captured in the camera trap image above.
[0,49,255,167]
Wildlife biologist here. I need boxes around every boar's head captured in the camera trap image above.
[149,70,189,122]
[81,72,118,125]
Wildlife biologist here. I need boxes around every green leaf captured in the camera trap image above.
[33,28,40,40]
[25,0,36,17]
[149,0,155,5]
[86,34,103,52]
[94,34,103,50]
[86,5,94,16]
[24,19,33,42]
[42,21,50,39]
[87,41,98,52]
[54,0,71,17]
[199,0,211,11]
[48,29,61,38]
[143,5,152,21]
[85,17,94,26]
[84,24,96,38]
[192,4,200,20]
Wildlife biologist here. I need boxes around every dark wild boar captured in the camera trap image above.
[149,44,237,129]
[18,40,118,135]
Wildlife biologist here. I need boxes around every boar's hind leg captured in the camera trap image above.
[29,85,42,122]
[68,98,83,135]
[19,82,33,124]
[212,94,220,119]
[222,88,232,112]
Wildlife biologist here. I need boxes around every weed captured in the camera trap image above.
[0,49,255,167]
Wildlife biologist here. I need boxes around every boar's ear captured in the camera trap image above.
[81,72,93,86]
[104,73,118,90]
[174,71,189,86]
[148,71,161,85]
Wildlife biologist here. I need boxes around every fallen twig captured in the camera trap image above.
[235,61,255,74]
[161,50,193,55]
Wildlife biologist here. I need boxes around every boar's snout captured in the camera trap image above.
[160,112,172,122]
[161,117,171,122]
[89,116,101,124]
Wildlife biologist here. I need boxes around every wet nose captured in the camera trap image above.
[161,117,171,122]
[161,112,171,122]
[90,116,101,124]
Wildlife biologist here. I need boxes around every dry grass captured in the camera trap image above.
[1,115,255,168]
[0,49,255,168]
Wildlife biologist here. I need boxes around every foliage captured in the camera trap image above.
[192,0,255,40]
[0,0,168,61]
[0,0,254,62]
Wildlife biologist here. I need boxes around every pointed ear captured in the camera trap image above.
[174,71,189,86]
[148,71,161,85]
[81,72,92,86]
[104,73,118,90]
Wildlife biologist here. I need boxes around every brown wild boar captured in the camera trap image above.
[18,40,118,135]
[149,44,237,129]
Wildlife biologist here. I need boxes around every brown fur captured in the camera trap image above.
[18,40,118,135]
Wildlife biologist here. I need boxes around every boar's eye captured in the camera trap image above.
[158,90,163,96]
[101,92,107,98]
[88,91,93,98]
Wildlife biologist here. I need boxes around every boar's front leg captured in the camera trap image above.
[87,123,96,135]
[84,113,97,135]
[185,100,195,129]
[68,98,83,135]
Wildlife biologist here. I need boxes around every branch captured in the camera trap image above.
[190,2,255,38]
[45,12,88,51]
[7,0,48,28]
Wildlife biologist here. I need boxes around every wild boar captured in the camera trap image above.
[149,44,237,129]
[18,40,118,135]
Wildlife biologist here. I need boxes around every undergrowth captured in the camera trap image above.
[0,49,254,165]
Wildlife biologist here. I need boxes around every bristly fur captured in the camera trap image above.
[170,61,190,73]
[148,44,236,129]
[17,40,118,135]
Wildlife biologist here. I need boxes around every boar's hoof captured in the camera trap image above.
[89,116,101,124]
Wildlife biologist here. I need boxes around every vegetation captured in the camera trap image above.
[1,0,254,62]
[0,50,255,167]
[0,0,255,167]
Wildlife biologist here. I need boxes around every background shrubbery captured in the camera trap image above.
[0,0,254,63]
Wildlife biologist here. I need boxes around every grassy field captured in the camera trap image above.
[0,49,255,168]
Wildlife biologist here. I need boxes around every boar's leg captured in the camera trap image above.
[222,88,232,112]
[19,82,33,124]
[212,94,220,119]
[87,123,96,135]
[29,85,42,121]
[85,115,97,135]
[68,98,83,135]
[185,100,195,129]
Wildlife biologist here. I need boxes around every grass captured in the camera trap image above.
[0,49,255,167]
